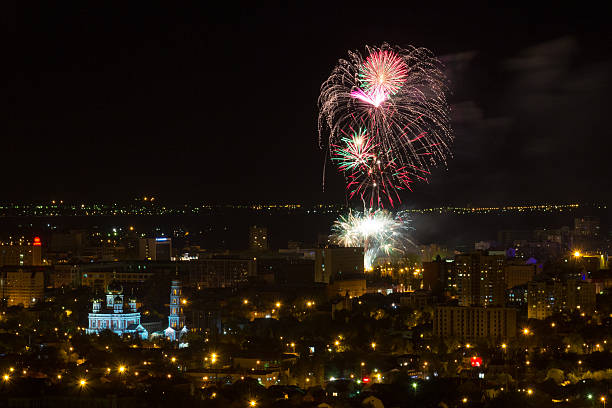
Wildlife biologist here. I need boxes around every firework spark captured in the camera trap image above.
[319,43,452,207]
[330,209,413,270]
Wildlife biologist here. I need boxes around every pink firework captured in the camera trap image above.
[350,50,408,107]
[319,43,453,208]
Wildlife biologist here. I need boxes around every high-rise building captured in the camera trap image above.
[80,268,155,292]
[0,267,45,308]
[455,252,505,307]
[165,279,187,341]
[0,237,43,266]
[565,279,597,314]
[574,216,600,239]
[434,306,517,340]
[249,226,269,250]
[138,237,172,261]
[527,280,564,319]
[504,263,537,289]
[527,279,596,319]
[188,258,255,289]
[314,247,364,283]
[422,257,454,292]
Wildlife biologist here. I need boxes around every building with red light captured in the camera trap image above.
[0,237,43,266]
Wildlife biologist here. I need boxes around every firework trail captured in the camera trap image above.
[319,43,453,207]
[330,209,413,270]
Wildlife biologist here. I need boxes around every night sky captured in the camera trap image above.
[9,3,612,206]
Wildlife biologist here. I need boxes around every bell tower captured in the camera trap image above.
[168,280,185,330]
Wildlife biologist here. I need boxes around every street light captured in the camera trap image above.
[2,374,9,382]
[462,397,468,404]
[249,400,257,407]
[523,328,530,336]
[371,342,376,351]
[601,396,606,408]
[79,379,87,387]
[118,365,126,373]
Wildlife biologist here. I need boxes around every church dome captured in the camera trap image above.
[107,279,123,294]
[114,295,123,303]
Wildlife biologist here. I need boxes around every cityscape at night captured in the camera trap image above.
[5,3,612,408]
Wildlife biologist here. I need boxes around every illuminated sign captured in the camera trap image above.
[470,356,482,367]
[33,237,41,246]
[155,237,169,242]
[362,377,370,383]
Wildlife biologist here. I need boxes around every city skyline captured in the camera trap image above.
[4,4,612,406]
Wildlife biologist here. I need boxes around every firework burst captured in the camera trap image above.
[331,128,377,173]
[352,49,408,107]
[319,43,452,207]
[330,209,413,270]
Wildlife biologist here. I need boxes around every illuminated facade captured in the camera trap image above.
[86,278,147,339]
[527,279,596,319]
[1,267,45,308]
[165,279,187,341]
[455,252,505,307]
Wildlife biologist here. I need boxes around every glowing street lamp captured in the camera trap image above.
[371,342,377,351]
[118,365,126,373]
[601,396,606,408]
[2,374,9,382]
[249,400,257,407]
[79,379,87,387]
[523,328,531,336]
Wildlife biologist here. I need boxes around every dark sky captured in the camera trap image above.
[8,3,612,206]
